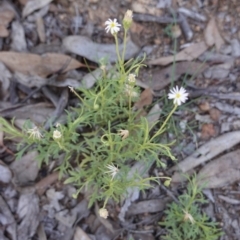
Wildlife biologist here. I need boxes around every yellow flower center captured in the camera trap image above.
[176,93,181,99]
[110,22,116,28]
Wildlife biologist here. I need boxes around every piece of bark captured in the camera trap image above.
[171,131,240,182]
[197,149,240,188]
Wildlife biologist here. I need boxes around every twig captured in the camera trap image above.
[133,13,181,24]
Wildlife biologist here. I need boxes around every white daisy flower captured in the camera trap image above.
[99,208,109,219]
[53,130,62,139]
[27,127,42,140]
[168,86,188,106]
[105,164,119,180]
[105,18,121,34]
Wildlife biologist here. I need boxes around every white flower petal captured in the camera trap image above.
[168,86,188,106]
[104,18,121,35]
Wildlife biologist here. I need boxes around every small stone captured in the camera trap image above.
[231,39,240,57]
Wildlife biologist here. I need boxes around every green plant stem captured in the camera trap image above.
[121,29,127,64]
[150,104,178,141]
[114,34,125,75]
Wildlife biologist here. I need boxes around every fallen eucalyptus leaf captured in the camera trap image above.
[0,6,15,37]
[134,88,153,110]
[146,104,161,129]
[11,21,27,52]
[140,61,207,91]
[148,42,208,65]
[204,17,224,52]
[10,151,39,184]
[74,227,91,240]
[17,190,39,239]
[197,149,240,188]
[22,0,53,18]
[0,62,11,98]
[0,160,12,183]
[0,52,85,78]
[62,35,140,63]
[127,199,165,215]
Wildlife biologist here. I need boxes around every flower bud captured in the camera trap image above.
[99,208,109,219]
[53,130,62,139]
[123,10,133,30]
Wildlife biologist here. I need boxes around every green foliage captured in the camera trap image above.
[0,12,183,210]
[160,176,223,240]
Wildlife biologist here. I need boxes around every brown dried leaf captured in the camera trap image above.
[0,9,15,26]
[134,88,153,110]
[0,25,9,37]
[148,42,208,65]
[22,0,53,18]
[0,8,15,37]
[35,171,59,195]
[204,17,224,52]
[36,17,46,42]
[201,123,217,140]
[0,52,84,78]
[171,131,240,182]
[197,150,240,188]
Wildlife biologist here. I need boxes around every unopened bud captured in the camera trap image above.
[123,10,133,30]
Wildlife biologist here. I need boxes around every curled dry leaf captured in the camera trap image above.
[0,52,84,78]
[171,131,240,182]
[204,17,224,52]
[148,41,208,65]
[62,35,140,63]
[22,0,53,18]
[197,149,240,188]
[134,88,153,110]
